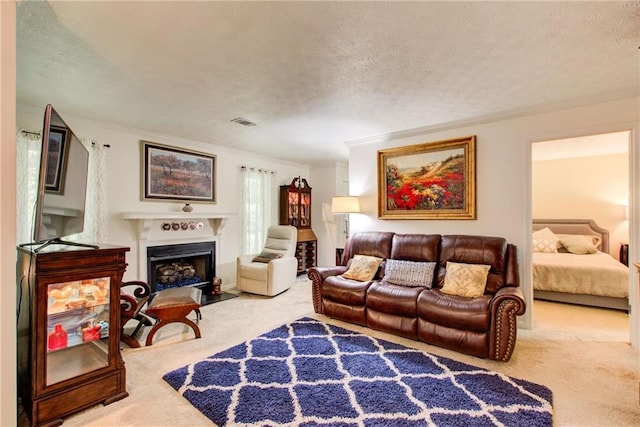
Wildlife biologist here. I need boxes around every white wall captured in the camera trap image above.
[1,2,17,425]
[533,152,629,258]
[347,96,639,332]
[17,105,310,286]
[310,161,348,267]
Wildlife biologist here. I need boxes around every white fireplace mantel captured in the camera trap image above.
[121,212,236,241]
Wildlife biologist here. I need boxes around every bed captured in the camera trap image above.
[532,219,629,311]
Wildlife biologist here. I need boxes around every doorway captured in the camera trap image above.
[531,131,631,340]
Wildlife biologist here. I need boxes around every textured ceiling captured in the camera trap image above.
[16,1,640,165]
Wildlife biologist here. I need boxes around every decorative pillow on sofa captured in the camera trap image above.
[252,251,283,263]
[341,255,383,282]
[383,259,436,287]
[558,235,598,255]
[440,261,491,298]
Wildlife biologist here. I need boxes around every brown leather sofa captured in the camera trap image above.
[307,231,526,361]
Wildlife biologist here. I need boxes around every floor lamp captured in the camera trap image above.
[331,196,361,264]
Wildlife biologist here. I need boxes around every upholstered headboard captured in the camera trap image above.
[532,219,610,254]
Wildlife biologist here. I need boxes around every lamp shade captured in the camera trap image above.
[331,196,361,214]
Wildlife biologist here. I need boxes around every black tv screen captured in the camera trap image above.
[32,105,89,246]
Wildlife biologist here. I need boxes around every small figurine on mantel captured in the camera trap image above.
[182,203,193,213]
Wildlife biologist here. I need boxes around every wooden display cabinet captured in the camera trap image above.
[280,177,317,273]
[17,244,130,426]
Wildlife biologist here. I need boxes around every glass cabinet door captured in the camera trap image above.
[287,192,300,226]
[46,277,111,385]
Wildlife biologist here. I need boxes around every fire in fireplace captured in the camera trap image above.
[146,241,215,297]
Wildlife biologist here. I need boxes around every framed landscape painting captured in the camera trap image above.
[142,141,216,203]
[377,135,476,219]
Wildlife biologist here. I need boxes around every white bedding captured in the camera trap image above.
[533,251,629,298]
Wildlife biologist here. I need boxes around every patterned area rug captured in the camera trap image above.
[163,317,553,426]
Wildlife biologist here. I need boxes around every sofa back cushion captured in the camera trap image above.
[344,231,394,261]
[390,234,441,262]
[343,232,394,279]
[437,235,508,294]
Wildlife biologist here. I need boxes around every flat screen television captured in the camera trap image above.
[24,104,97,252]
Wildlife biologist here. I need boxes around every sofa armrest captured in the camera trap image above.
[488,286,526,361]
[307,266,347,314]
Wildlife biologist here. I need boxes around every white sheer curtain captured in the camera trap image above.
[16,129,42,244]
[15,130,108,245]
[74,138,108,243]
[240,166,277,255]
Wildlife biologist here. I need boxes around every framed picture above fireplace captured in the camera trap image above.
[142,141,216,203]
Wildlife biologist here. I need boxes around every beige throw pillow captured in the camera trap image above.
[440,261,491,298]
[559,235,598,255]
[342,255,383,282]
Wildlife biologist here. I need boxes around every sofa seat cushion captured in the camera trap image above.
[321,275,372,306]
[367,282,425,317]
[417,290,491,332]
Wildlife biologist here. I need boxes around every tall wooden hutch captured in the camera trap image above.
[279,177,317,273]
[16,244,130,426]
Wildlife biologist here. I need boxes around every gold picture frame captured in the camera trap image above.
[377,135,476,220]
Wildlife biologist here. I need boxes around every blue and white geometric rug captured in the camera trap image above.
[163,317,553,426]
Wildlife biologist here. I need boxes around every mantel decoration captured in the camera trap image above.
[142,141,216,203]
[377,135,476,220]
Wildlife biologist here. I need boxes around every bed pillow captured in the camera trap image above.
[559,235,598,255]
[532,227,559,253]
[533,239,559,253]
[440,262,491,298]
[556,234,602,250]
[341,255,383,282]
[383,259,436,287]
[533,227,558,241]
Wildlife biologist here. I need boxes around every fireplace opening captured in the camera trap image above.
[147,241,215,301]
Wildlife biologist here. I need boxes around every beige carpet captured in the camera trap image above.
[22,278,640,426]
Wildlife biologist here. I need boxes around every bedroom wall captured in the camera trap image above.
[532,153,629,259]
[16,105,311,286]
[346,96,639,330]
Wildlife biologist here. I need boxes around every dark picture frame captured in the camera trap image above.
[377,135,476,220]
[45,126,69,194]
[142,141,216,203]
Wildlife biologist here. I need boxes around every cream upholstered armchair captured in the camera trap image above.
[236,225,298,296]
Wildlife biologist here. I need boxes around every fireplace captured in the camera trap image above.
[146,241,215,300]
